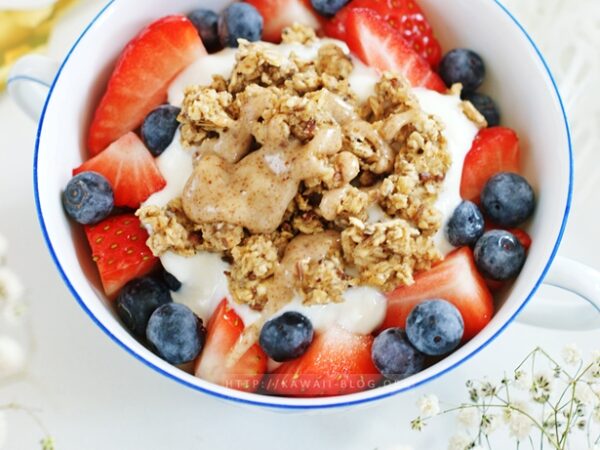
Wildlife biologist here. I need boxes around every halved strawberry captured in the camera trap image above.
[382,247,494,341]
[326,0,442,68]
[245,0,323,42]
[342,8,445,92]
[88,15,206,155]
[74,132,166,209]
[263,326,381,397]
[195,300,267,393]
[84,214,158,297]
[460,127,521,203]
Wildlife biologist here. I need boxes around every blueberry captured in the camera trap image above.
[371,328,426,381]
[141,105,181,157]
[146,303,205,365]
[62,172,113,225]
[311,0,350,17]
[162,270,182,292]
[474,230,526,281]
[116,277,172,337]
[439,49,485,93]
[218,3,263,48]
[446,201,485,247]
[481,172,535,227]
[188,9,220,52]
[259,312,314,362]
[406,300,464,356]
[462,92,500,127]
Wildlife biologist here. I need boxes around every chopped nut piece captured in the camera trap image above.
[462,99,488,129]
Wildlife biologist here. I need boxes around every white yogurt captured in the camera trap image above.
[413,88,480,254]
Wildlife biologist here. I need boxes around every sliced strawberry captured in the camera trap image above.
[326,0,442,68]
[263,326,381,397]
[460,127,521,203]
[84,214,158,297]
[88,15,206,155]
[245,0,323,42]
[342,8,445,92]
[195,300,267,393]
[382,247,494,341]
[74,132,166,208]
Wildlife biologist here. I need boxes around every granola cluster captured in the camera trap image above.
[136,25,478,310]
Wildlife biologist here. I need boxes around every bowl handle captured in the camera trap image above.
[517,256,600,330]
[7,54,59,121]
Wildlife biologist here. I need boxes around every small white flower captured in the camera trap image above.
[562,344,582,365]
[514,370,532,390]
[0,335,25,378]
[574,382,597,406]
[457,407,480,430]
[0,267,24,305]
[417,394,440,418]
[481,414,501,435]
[447,433,472,450]
[504,402,533,441]
[0,411,6,449]
[530,370,553,403]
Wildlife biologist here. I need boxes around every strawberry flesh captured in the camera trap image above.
[195,300,267,393]
[88,15,206,155]
[326,0,442,68]
[382,247,494,341]
[460,127,521,203]
[84,214,158,297]
[74,132,166,209]
[264,326,381,397]
[342,8,445,92]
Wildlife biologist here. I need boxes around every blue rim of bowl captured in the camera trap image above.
[33,0,573,409]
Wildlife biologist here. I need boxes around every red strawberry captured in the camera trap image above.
[326,0,442,68]
[382,247,494,341]
[245,0,323,43]
[195,300,267,393]
[74,132,166,208]
[84,214,158,297]
[88,15,206,155]
[460,127,521,203]
[263,326,381,397]
[342,8,445,92]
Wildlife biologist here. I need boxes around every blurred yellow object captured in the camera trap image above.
[0,0,78,91]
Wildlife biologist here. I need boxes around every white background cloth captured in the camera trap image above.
[0,1,598,448]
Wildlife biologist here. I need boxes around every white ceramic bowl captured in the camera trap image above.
[9,0,599,410]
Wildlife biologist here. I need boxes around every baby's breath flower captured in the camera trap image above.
[531,371,553,403]
[0,335,25,377]
[514,370,532,391]
[417,394,440,418]
[0,411,6,449]
[574,382,597,406]
[457,407,480,430]
[480,379,497,398]
[481,414,500,435]
[447,433,472,450]
[410,417,424,431]
[562,344,582,366]
[0,268,24,306]
[504,401,533,441]
[40,437,55,450]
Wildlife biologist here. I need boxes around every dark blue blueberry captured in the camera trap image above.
[116,277,172,337]
[462,92,500,127]
[474,230,526,281]
[481,172,535,227]
[218,3,263,48]
[62,171,113,225]
[406,300,464,356]
[311,0,350,17]
[188,9,220,52]
[146,303,205,365]
[371,328,426,381]
[141,105,181,157]
[446,201,485,247]
[439,49,485,93]
[259,312,314,362]
[162,270,182,292]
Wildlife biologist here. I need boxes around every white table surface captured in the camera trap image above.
[0,1,598,449]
